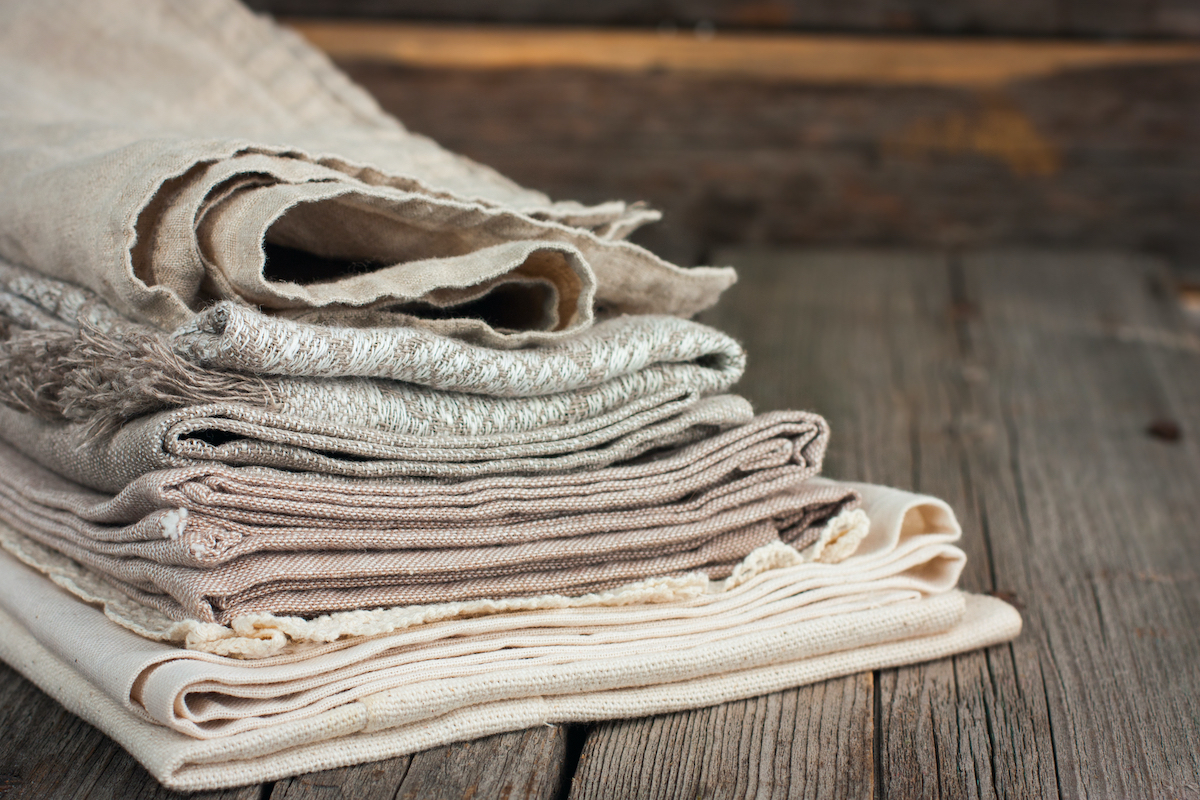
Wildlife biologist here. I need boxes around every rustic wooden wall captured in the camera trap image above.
[331,55,1200,268]
[261,13,1200,270]
[249,0,1200,38]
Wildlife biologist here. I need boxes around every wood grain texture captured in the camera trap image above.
[0,663,258,800]
[394,726,569,800]
[955,251,1200,798]
[269,726,568,800]
[335,60,1200,268]
[703,247,1200,799]
[248,0,1200,38]
[569,678,873,800]
[288,23,1200,88]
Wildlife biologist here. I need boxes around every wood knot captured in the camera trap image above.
[1146,418,1182,442]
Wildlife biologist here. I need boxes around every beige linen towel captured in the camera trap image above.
[0,412,857,621]
[0,480,966,656]
[0,0,735,341]
[0,544,967,739]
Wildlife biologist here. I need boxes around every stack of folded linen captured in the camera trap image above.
[0,0,1022,791]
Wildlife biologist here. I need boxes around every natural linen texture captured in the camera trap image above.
[0,260,745,438]
[0,412,858,622]
[0,482,1023,790]
[0,0,735,342]
[0,395,755,492]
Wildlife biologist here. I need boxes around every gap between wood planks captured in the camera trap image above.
[287,20,1200,88]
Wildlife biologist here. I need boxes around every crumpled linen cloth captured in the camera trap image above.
[0,260,746,438]
[0,0,735,343]
[0,411,860,622]
[0,482,1023,790]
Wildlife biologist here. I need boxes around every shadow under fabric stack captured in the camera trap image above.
[0,0,1023,791]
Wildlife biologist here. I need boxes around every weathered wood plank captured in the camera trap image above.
[569,678,874,800]
[334,58,1200,269]
[0,663,259,800]
[703,248,1200,798]
[248,1,1200,38]
[270,726,568,800]
[395,726,569,800]
[270,755,414,799]
[290,24,1200,88]
[955,251,1200,798]
[701,249,1055,800]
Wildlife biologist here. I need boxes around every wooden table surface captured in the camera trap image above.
[1,248,1198,799]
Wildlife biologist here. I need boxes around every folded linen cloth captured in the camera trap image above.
[0,593,1020,792]
[0,260,746,437]
[0,0,736,342]
[0,480,965,657]
[0,395,755,491]
[0,411,857,622]
[0,482,1023,790]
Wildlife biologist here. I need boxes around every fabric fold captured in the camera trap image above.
[0,480,1022,790]
[0,411,860,622]
[0,0,737,341]
[0,259,746,437]
[0,480,960,654]
[0,395,756,491]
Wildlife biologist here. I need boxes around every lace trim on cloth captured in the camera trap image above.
[0,508,868,660]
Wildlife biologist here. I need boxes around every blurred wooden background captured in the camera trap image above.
[245,1,1200,274]
[249,0,1200,38]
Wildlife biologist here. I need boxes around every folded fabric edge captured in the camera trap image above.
[0,507,869,658]
[0,592,1020,792]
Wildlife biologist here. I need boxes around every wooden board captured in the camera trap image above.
[269,726,569,800]
[287,23,1200,88]
[322,55,1200,270]
[570,678,874,799]
[247,0,1200,39]
[701,248,1200,798]
[1,249,1198,797]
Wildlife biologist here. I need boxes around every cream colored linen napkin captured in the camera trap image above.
[0,0,735,341]
[0,593,1020,792]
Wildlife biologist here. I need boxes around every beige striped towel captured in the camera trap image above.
[0,411,858,621]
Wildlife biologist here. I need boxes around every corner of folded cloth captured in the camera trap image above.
[0,0,736,341]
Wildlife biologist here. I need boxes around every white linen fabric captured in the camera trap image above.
[0,482,1022,789]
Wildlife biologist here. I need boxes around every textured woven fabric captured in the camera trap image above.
[0,260,745,436]
[0,0,735,341]
[0,480,955,655]
[0,542,966,739]
[0,591,1021,791]
[0,413,857,622]
[0,481,1023,790]
[0,395,754,492]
